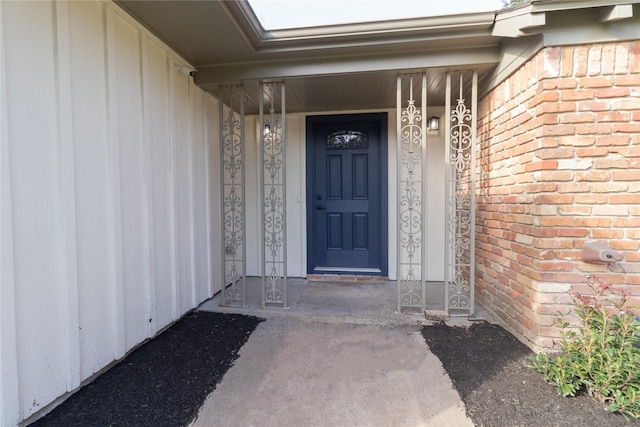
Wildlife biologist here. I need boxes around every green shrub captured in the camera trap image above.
[530,276,640,418]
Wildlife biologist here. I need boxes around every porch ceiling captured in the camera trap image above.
[116,0,502,114]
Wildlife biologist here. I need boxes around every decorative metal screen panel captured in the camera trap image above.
[260,83,287,308]
[397,75,427,313]
[219,85,246,306]
[444,72,477,316]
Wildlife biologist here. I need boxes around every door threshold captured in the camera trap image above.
[314,267,382,274]
[307,274,389,282]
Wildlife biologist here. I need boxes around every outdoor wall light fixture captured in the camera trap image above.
[174,63,196,76]
[264,124,272,136]
[428,116,440,132]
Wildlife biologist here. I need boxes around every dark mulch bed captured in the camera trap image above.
[31,312,263,427]
[30,313,639,427]
[422,321,639,427]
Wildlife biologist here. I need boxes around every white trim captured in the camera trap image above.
[444,73,451,313]
[187,76,197,308]
[197,48,499,85]
[420,74,427,310]
[281,83,288,307]
[470,71,478,316]
[140,32,156,335]
[204,92,214,298]
[0,0,20,423]
[225,0,496,50]
[599,4,634,22]
[53,0,82,391]
[105,4,127,359]
[395,76,402,310]
[168,48,179,321]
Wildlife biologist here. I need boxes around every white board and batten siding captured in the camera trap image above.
[0,1,221,425]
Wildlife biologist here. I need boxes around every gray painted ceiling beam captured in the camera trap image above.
[195,48,500,87]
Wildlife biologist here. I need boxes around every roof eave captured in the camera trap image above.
[493,0,637,37]
[227,1,497,53]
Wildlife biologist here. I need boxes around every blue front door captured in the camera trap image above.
[306,113,388,276]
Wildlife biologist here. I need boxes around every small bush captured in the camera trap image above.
[530,276,640,418]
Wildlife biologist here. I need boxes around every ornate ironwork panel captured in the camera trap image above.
[445,72,477,316]
[260,83,287,308]
[219,85,246,306]
[397,75,427,313]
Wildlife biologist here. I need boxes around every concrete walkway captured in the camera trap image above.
[194,279,475,427]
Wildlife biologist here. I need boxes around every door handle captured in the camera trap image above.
[317,205,326,211]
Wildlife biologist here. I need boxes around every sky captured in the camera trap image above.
[248,0,507,30]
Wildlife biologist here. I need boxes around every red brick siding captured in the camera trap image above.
[476,41,640,349]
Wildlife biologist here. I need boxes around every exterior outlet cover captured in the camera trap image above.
[582,242,618,264]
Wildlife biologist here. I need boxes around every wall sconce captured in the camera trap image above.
[264,124,271,136]
[427,116,439,132]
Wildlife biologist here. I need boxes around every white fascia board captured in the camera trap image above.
[261,13,496,43]
[529,0,638,14]
[227,0,496,53]
[598,4,634,21]
[255,31,495,55]
[493,11,546,37]
[482,1,638,94]
[493,1,638,38]
[543,7,640,46]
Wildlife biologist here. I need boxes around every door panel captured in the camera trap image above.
[326,155,342,199]
[327,213,343,250]
[352,214,368,250]
[306,113,387,275]
[352,155,368,199]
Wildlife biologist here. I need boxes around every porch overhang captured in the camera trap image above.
[115,0,639,113]
[194,50,500,113]
[115,0,504,113]
[115,1,499,64]
[195,47,500,84]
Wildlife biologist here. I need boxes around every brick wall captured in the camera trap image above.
[476,41,640,349]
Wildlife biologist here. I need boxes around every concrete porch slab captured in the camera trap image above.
[193,278,477,426]
[198,277,474,327]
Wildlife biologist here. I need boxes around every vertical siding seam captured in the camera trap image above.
[299,117,307,276]
[281,84,288,306]
[211,95,222,294]
[421,74,427,311]
[188,78,197,307]
[386,108,395,280]
[259,88,266,297]
[0,0,21,423]
[104,2,126,359]
[140,33,155,337]
[218,90,225,297]
[395,76,401,312]
[471,71,478,316]
[165,55,178,320]
[203,92,213,298]
[52,0,82,391]
[444,73,451,313]
[240,89,248,306]
[168,57,180,320]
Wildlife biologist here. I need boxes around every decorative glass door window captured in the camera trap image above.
[326,130,368,150]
